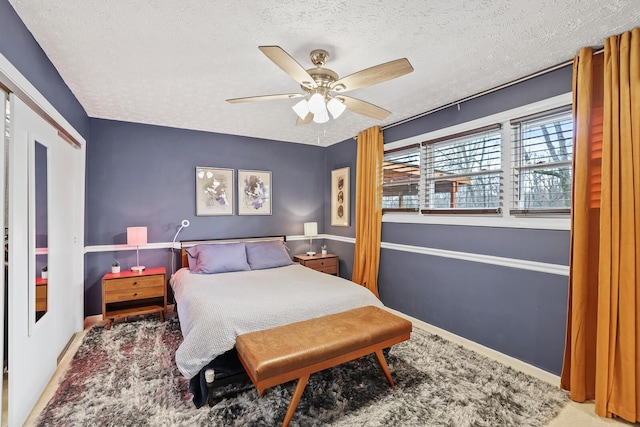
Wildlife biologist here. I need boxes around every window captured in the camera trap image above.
[423,125,502,213]
[383,145,420,211]
[511,107,573,214]
[382,94,574,228]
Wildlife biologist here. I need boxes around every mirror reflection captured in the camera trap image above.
[34,140,47,322]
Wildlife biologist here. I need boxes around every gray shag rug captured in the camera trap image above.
[36,314,568,426]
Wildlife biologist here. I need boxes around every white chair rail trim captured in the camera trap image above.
[84,233,568,277]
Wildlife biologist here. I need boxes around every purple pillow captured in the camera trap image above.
[186,243,250,274]
[185,249,198,270]
[245,240,293,270]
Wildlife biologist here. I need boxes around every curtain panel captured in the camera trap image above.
[352,126,383,298]
[561,28,640,423]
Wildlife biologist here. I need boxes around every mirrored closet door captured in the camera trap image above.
[6,94,84,427]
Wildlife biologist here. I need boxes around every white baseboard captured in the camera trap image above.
[386,307,561,386]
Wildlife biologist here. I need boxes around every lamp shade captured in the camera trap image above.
[307,93,326,115]
[303,222,318,237]
[127,226,147,246]
[327,97,346,119]
[292,99,310,120]
[312,108,329,124]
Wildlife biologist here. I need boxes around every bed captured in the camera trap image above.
[170,237,384,407]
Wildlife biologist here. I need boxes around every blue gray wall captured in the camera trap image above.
[322,128,570,376]
[84,119,326,315]
[328,66,573,375]
[0,0,89,137]
[324,138,358,278]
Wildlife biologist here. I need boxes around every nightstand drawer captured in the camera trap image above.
[104,285,164,303]
[104,275,163,293]
[315,265,338,275]
[304,257,338,270]
[293,254,340,276]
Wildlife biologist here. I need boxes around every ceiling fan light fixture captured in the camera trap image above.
[327,97,346,119]
[229,46,414,126]
[308,93,326,115]
[292,99,310,120]
[312,108,329,124]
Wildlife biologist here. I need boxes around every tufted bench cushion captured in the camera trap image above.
[236,305,412,427]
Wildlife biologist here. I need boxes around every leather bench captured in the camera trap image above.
[235,305,412,427]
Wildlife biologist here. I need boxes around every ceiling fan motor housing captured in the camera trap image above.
[309,49,329,66]
[302,67,338,96]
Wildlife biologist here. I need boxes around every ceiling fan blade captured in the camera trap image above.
[338,96,391,120]
[331,58,413,92]
[258,46,318,90]
[296,112,313,126]
[226,93,304,103]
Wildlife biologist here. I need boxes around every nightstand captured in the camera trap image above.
[102,267,167,330]
[293,254,339,276]
[35,277,47,312]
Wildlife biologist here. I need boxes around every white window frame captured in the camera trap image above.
[382,92,572,230]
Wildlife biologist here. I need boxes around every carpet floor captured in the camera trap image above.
[36,314,568,426]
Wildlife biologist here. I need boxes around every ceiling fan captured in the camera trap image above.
[226,46,414,125]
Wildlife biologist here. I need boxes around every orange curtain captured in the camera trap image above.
[561,28,640,423]
[352,126,383,298]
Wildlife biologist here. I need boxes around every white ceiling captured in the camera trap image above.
[8,0,640,146]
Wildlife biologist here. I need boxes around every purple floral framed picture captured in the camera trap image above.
[238,170,272,215]
[195,167,234,216]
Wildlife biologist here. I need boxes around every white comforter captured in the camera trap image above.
[171,264,383,379]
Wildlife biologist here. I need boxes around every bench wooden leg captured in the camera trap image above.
[282,374,309,427]
[374,349,395,387]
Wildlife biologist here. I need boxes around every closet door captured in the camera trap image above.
[0,88,7,425]
[7,95,83,426]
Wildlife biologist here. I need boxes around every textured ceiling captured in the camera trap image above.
[8,0,640,146]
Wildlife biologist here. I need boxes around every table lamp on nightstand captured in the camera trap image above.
[304,222,317,256]
[127,226,147,272]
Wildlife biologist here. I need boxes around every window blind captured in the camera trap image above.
[510,107,573,214]
[382,144,420,212]
[421,125,502,213]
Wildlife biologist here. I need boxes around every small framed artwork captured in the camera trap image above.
[331,167,350,226]
[238,170,272,215]
[195,167,234,216]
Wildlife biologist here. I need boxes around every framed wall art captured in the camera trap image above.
[331,167,350,226]
[238,170,272,215]
[195,167,234,216]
